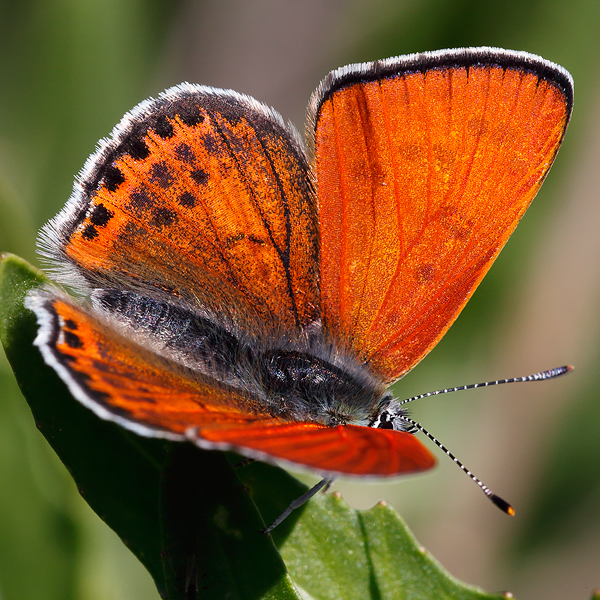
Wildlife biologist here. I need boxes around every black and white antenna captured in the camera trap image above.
[263,365,573,532]
[397,365,573,409]
[394,365,573,515]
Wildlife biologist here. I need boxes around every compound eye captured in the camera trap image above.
[373,411,394,429]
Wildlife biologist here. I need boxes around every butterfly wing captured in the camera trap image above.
[312,48,573,383]
[41,85,319,336]
[26,290,434,477]
[188,421,434,477]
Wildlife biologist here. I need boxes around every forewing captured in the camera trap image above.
[41,85,319,336]
[311,48,573,382]
[26,290,434,477]
[189,421,434,478]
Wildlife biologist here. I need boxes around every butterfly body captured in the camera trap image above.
[94,288,393,429]
[27,47,572,480]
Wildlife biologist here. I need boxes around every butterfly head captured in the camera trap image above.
[369,401,414,432]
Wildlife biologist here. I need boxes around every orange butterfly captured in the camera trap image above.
[26,47,572,521]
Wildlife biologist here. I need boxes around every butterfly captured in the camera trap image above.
[26,47,573,521]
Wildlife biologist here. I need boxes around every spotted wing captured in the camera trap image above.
[40,85,319,337]
[312,47,573,383]
[26,289,434,478]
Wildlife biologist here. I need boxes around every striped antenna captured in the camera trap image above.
[395,365,574,515]
[398,415,514,515]
[398,365,573,408]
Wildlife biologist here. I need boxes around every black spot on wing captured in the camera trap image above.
[151,162,174,188]
[176,143,195,163]
[82,224,99,240]
[151,115,174,139]
[202,134,219,154]
[102,165,125,191]
[122,134,150,160]
[225,233,245,247]
[178,191,197,208]
[248,235,265,245]
[179,104,204,127]
[129,189,155,210]
[190,168,208,185]
[152,207,177,227]
[63,330,83,349]
[89,203,114,227]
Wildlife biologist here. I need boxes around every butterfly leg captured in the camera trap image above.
[262,477,334,533]
[322,479,334,493]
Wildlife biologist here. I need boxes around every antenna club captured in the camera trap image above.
[490,493,515,516]
[548,365,574,377]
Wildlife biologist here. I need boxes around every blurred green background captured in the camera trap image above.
[1,0,599,598]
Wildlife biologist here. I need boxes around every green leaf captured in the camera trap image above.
[239,463,507,600]
[0,253,300,600]
[279,500,507,600]
[161,445,298,600]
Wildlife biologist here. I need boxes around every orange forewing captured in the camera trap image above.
[33,292,433,477]
[190,422,434,477]
[316,63,571,382]
[53,89,319,335]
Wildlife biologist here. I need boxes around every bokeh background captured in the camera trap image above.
[1,1,599,598]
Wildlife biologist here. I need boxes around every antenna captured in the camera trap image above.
[398,365,573,407]
[263,365,574,531]
[399,415,514,514]
[394,365,573,515]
